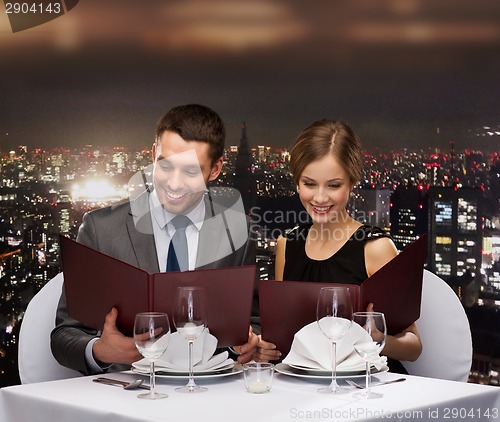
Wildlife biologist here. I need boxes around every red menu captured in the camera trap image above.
[59,235,256,347]
[259,234,427,358]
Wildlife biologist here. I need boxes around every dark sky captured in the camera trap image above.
[1,0,500,153]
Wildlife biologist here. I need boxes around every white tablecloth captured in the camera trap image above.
[1,371,499,422]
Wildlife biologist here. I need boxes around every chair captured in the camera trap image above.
[401,269,472,382]
[18,273,82,383]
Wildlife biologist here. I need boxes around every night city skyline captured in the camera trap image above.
[1,0,500,389]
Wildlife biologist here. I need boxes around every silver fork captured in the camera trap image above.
[346,377,406,389]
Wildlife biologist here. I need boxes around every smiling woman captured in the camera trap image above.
[261,118,423,372]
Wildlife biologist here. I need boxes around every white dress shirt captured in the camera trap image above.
[149,189,205,272]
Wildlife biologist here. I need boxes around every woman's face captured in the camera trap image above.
[297,153,352,225]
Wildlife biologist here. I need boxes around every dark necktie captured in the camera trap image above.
[166,215,191,272]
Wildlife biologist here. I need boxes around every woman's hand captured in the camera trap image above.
[362,303,386,344]
[232,326,259,364]
[253,336,281,362]
[231,327,282,363]
[366,303,422,361]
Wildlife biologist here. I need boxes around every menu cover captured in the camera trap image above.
[59,235,256,347]
[259,234,427,358]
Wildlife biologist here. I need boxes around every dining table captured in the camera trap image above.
[1,368,499,422]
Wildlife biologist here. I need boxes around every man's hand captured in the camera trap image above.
[92,307,142,365]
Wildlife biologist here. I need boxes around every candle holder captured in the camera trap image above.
[242,363,274,394]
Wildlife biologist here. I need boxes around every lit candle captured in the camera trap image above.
[246,379,270,394]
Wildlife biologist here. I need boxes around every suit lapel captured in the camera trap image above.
[127,192,160,273]
[196,212,221,269]
[195,189,245,269]
[196,193,232,269]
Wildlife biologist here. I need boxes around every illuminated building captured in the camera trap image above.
[257,145,265,162]
[351,187,391,232]
[428,187,483,306]
[389,186,429,251]
[234,122,255,213]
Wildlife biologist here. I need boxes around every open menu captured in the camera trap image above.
[59,235,256,347]
[259,234,427,358]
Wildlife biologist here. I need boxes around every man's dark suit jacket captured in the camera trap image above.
[51,188,256,374]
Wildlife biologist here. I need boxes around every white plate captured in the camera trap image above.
[132,361,234,375]
[275,363,389,379]
[288,363,377,375]
[132,364,243,379]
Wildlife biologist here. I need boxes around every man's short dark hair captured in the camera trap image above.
[155,104,225,164]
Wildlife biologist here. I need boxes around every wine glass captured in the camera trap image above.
[316,286,353,394]
[173,286,208,393]
[352,311,387,399]
[133,312,171,400]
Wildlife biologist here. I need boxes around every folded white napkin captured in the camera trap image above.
[132,330,234,372]
[282,320,387,372]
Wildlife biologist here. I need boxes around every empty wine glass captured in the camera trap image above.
[352,311,387,399]
[133,312,171,400]
[173,286,208,393]
[316,286,353,394]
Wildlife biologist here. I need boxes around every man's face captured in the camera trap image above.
[152,130,222,215]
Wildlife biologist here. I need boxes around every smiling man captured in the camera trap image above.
[50,104,274,375]
[152,107,224,216]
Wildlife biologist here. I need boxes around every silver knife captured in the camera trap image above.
[93,377,150,390]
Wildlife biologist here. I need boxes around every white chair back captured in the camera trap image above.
[18,273,81,383]
[402,269,472,382]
